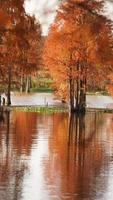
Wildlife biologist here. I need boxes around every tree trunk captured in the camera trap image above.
[69,77,75,111]
[20,75,24,93]
[79,65,87,113]
[7,66,11,105]
[79,79,85,113]
[0,94,1,106]
[75,61,80,111]
[69,65,75,112]
[75,61,86,113]
[29,77,32,88]
[83,76,87,109]
[25,76,30,93]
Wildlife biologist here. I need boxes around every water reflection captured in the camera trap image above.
[0,111,38,200]
[68,112,101,145]
[67,113,108,200]
[0,111,113,199]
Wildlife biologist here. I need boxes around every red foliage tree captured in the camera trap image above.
[44,0,113,112]
[0,0,42,104]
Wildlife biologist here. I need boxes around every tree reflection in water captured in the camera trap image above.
[0,111,112,200]
[0,111,38,200]
[67,112,109,200]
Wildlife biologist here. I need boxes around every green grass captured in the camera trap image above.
[3,105,113,114]
[11,106,68,113]
[30,87,54,93]
[86,107,113,113]
[86,91,109,96]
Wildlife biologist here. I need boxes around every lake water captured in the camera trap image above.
[7,92,113,108]
[0,111,113,200]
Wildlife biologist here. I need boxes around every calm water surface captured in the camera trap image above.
[0,111,113,200]
[8,92,113,108]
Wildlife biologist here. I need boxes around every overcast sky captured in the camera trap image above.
[24,0,113,35]
[24,0,58,35]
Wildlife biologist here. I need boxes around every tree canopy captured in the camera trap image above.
[0,0,42,104]
[44,0,113,112]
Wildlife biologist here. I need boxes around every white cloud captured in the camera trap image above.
[104,1,113,20]
[24,0,58,35]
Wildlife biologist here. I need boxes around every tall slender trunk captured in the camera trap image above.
[0,94,1,106]
[79,64,87,113]
[69,77,75,111]
[79,79,85,112]
[75,60,80,111]
[69,66,75,112]
[25,76,30,93]
[20,75,24,93]
[29,77,32,88]
[83,75,87,108]
[75,61,86,113]
[7,66,11,105]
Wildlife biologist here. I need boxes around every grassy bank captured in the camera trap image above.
[10,105,68,113]
[1,105,113,114]
[30,88,54,93]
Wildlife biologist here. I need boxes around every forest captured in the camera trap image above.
[1,1,113,200]
[0,0,113,113]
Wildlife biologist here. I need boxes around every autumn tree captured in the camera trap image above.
[0,0,26,104]
[18,16,42,93]
[0,0,42,104]
[44,0,113,113]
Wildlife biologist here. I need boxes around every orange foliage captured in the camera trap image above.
[44,0,113,111]
[0,0,42,99]
[0,10,12,29]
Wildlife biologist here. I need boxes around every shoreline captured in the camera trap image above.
[1,105,113,113]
